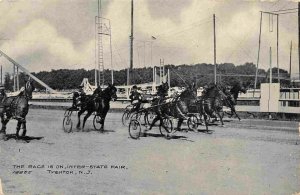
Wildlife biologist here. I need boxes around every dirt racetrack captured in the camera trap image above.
[0,109,299,195]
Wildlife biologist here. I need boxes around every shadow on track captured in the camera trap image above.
[77,128,116,134]
[4,134,44,143]
[143,132,195,142]
[197,130,214,134]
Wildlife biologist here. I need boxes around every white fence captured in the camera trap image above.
[236,83,300,114]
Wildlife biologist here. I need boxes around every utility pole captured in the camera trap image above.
[268,47,272,118]
[254,12,263,95]
[290,41,292,79]
[151,42,153,67]
[213,14,217,84]
[0,65,2,85]
[128,0,134,85]
[109,20,114,85]
[16,66,19,90]
[270,47,272,84]
[277,15,279,84]
[13,65,15,92]
[168,68,170,88]
[162,59,165,79]
[298,2,300,80]
[143,42,146,67]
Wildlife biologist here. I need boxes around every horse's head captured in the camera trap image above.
[240,85,247,94]
[229,83,247,101]
[203,83,219,97]
[180,83,197,99]
[24,78,35,99]
[231,82,247,93]
[106,83,117,101]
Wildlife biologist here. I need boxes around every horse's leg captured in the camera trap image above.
[203,114,209,131]
[99,110,108,131]
[0,115,7,139]
[16,119,22,138]
[149,115,159,130]
[0,115,5,133]
[177,118,184,131]
[76,109,84,129]
[82,110,93,130]
[21,120,27,137]
[143,114,159,137]
[231,107,241,121]
[216,111,224,126]
[1,117,10,140]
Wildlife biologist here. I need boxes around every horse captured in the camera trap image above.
[202,84,225,126]
[76,83,117,131]
[148,83,198,134]
[169,84,198,130]
[219,83,246,120]
[146,82,170,133]
[230,82,247,104]
[0,79,35,140]
[202,82,247,124]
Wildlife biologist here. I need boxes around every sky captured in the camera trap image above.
[0,0,298,77]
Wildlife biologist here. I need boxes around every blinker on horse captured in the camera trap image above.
[0,79,35,140]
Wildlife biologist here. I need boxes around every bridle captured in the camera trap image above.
[24,81,33,99]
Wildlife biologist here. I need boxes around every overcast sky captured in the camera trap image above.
[0,0,298,76]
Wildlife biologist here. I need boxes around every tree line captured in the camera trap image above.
[3,62,291,91]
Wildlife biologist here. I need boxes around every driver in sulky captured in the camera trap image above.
[72,85,86,109]
[129,85,142,112]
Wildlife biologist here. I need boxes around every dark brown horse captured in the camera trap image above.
[202,83,246,124]
[76,84,117,131]
[148,83,197,132]
[0,79,35,140]
[219,83,246,120]
[202,84,225,125]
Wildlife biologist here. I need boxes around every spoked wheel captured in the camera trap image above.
[128,119,141,139]
[187,114,199,132]
[63,116,73,133]
[130,112,141,121]
[93,115,103,131]
[63,110,73,133]
[159,118,173,137]
[122,111,131,126]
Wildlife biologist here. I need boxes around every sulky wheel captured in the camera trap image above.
[63,116,73,133]
[187,114,199,132]
[122,111,131,126]
[159,118,173,137]
[93,115,103,131]
[128,119,141,139]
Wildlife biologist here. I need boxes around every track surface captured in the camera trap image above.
[0,109,299,195]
